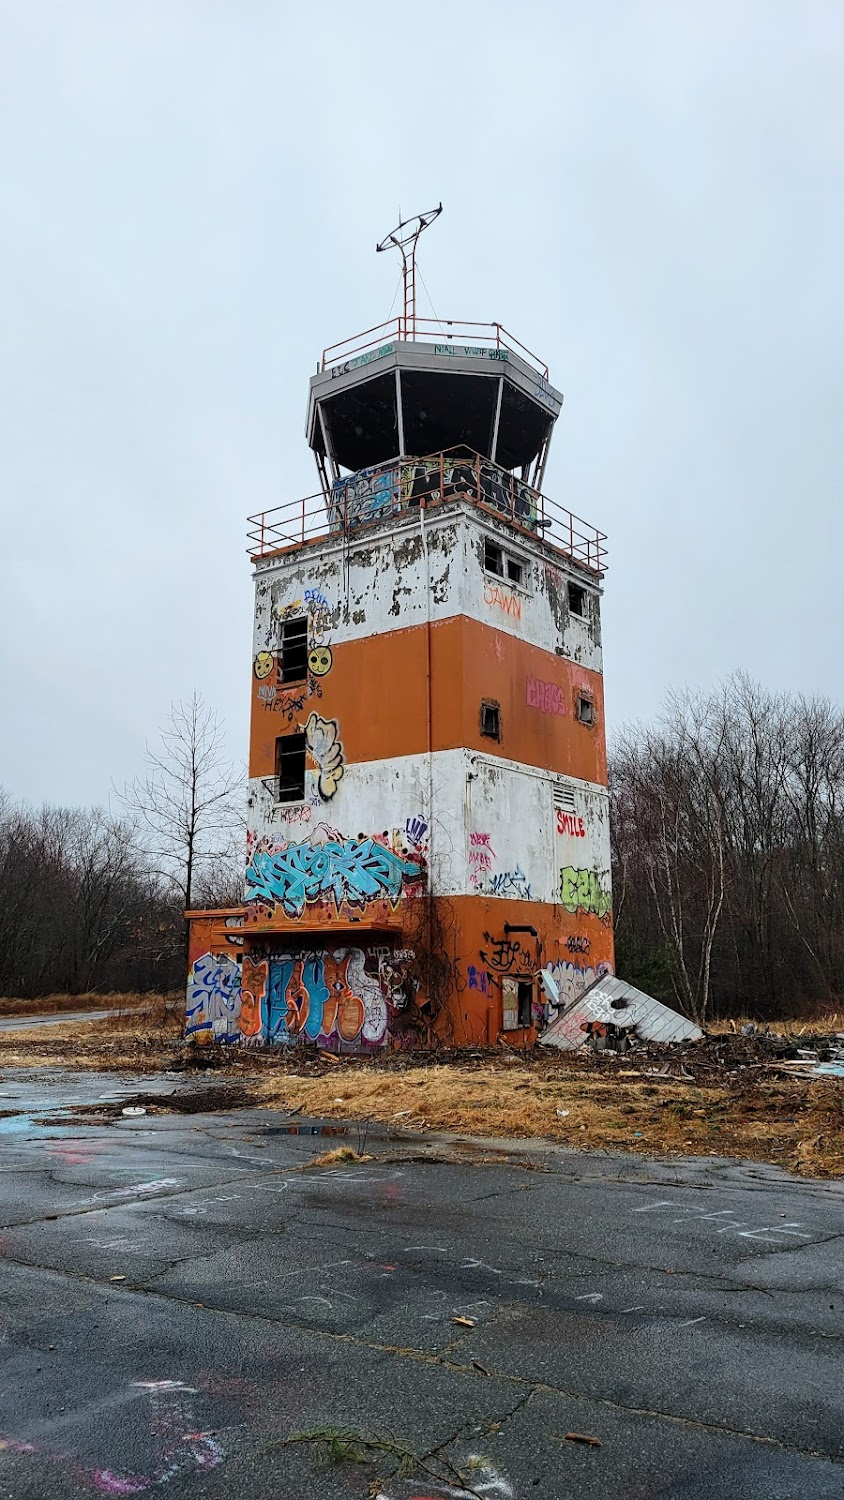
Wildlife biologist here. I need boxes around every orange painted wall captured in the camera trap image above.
[250,616,606,784]
[186,892,614,1050]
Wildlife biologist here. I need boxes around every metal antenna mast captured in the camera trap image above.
[376,203,443,341]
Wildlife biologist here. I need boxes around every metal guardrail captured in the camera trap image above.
[246,448,607,576]
[321,318,550,380]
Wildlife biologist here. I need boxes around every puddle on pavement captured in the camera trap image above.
[261,1123,352,1137]
[0,1110,74,1135]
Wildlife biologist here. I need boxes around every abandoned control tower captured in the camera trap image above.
[185,208,613,1048]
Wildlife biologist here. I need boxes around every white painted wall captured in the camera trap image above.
[247,748,612,907]
[252,501,603,672]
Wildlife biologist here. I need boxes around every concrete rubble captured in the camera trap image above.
[538,973,703,1052]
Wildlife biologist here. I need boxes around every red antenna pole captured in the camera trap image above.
[376,203,443,340]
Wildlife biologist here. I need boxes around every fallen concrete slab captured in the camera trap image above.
[538,972,704,1050]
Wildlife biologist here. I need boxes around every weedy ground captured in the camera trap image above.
[1,995,844,1178]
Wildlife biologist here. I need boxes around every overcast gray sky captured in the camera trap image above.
[2,1,843,808]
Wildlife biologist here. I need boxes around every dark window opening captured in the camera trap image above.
[576,696,594,727]
[279,616,308,684]
[484,539,504,577]
[568,583,586,617]
[276,733,306,802]
[507,557,523,585]
[480,700,501,740]
[517,980,533,1027]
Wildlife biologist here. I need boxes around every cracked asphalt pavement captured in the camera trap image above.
[0,1069,843,1498]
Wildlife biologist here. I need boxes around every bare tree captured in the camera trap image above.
[119,695,244,942]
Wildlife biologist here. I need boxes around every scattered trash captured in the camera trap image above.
[452,1315,476,1328]
[122,1106,146,1117]
[563,1432,602,1447]
[109,1275,126,1282]
[740,1023,757,1037]
[556,1108,571,1117]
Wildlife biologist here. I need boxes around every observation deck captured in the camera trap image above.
[247,446,607,577]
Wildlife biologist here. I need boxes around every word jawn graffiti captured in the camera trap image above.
[556,808,586,837]
[303,712,344,799]
[490,865,532,900]
[467,964,490,994]
[246,836,424,917]
[560,866,612,919]
[526,676,567,715]
[484,581,522,620]
[185,952,242,1042]
[566,934,590,954]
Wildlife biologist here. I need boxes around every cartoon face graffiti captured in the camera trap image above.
[254,651,275,680]
[308,644,333,677]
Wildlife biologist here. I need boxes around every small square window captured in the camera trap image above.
[480,700,501,740]
[484,540,504,577]
[279,617,308,684]
[507,557,523,586]
[517,981,533,1027]
[568,583,586,617]
[576,696,594,727]
[276,732,306,802]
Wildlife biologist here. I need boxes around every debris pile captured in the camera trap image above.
[538,974,703,1053]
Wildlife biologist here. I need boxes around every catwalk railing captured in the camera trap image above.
[321,318,549,379]
[246,449,607,576]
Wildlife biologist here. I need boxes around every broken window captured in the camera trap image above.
[507,557,523,586]
[480,700,501,740]
[517,980,533,1027]
[484,539,504,577]
[278,616,308,684]
[576,696,594,727]
[568,582,586,617]
[275,733,306,802]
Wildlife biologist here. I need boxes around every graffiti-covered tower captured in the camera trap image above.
[186,210,613,1047]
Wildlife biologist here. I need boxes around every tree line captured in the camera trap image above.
[611,674,844,1024]
[4,677,844,1021]
[0,696,243,1000]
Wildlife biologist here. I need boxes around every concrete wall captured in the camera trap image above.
[252,502,602,672]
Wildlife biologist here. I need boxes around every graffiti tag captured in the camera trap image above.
[484,581,522,620]
[246,837,424,917]
[555,809,586,837]
[303,712,344,799]
[560,866,612,919]
[526,676,567,715]
[489,865,532,900]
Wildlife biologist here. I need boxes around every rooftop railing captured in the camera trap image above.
[321,318,550,380]
[246,449,607,576]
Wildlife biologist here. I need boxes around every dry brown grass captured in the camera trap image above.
[306,1147,373,1168]
[0,995,183,1070]
[253,1062,844,1179]
[0,991,162,1017]
[2,1003,843,1179]
[711,1012,844,1037]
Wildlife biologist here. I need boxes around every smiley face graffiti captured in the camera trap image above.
[254,651,275,680]
[308,644,333,678]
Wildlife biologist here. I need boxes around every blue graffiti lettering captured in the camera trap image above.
[246,837,423,917]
